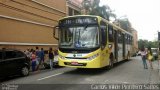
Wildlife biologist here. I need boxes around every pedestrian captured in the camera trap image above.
[24,49,30,58]
[29,49,34,59]
[36,47,41,59]
[35,46,41,70]
[48,47,54,70]
[147,46,153,69]
[31,50,37,72]
[140,47,148,69]
[40,48,45,68]
[54,49,58,55]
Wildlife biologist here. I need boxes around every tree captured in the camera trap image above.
[118,19,132,32]
[81,0,116,21]
[81,0,92,14]
[138,39,158,49]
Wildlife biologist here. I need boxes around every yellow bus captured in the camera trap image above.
[53,15,133,68]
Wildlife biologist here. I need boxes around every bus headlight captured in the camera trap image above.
[59,55,65,59]
[87,53,99,60]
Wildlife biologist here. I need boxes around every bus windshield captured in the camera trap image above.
[59,26,99,48]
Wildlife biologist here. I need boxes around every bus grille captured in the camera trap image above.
[64,62,87,66]
[65,57,87,59]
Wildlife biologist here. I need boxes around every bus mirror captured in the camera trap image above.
[53,26,59,40]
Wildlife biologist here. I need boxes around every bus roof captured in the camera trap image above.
[58,15,99,20]
[59,15,132,36]
[101,18,132,36]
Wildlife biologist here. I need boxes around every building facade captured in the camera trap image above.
[66,0,82,16]
[0,0,66,50]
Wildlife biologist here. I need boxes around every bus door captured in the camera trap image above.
[126,34,130,59]
[117,31,123,61]
[100,21,108,67]
[122,33,126,59]
[114,30,118,62]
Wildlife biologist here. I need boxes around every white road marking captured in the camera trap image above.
[37,72,64,81]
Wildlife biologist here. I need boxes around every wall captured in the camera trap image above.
[0,0,67,51]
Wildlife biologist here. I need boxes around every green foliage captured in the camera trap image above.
[81,0,116,21]
[138,39,159,49]
[81,0,132,32]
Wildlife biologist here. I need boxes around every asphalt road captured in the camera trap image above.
[1,56,160,90]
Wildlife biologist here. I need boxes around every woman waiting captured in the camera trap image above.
[140,47,148,69]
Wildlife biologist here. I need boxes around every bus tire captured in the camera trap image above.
[109,53,114,69]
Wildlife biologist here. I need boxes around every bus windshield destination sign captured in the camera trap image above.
[59,17,98,26]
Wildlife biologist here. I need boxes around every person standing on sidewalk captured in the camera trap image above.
[31,50,37,72]
[35,46,41,70]
[147,46,153,69]
[140,47,148,69]
[40,48,45,69]
[49,47,54,70]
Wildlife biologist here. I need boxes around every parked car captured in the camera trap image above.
[136,51,141,56]
[0,49,30,78]
[151,48,158,60]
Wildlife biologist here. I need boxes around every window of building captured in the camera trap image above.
[74,10,80,15]
[68,7,80,16]
[68,7,73,16]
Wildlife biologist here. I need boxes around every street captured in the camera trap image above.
[0,56,160,90]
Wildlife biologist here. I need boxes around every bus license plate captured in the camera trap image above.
[71,62,78,65]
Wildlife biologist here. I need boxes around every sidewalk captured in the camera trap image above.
[29,55,59,72]
[132,56,160,84]
[152,60,160,77]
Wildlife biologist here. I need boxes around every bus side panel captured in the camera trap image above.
[127,44,132,59]
[125,44,129,59]
[100,47,110,68]
[118,43,123,62]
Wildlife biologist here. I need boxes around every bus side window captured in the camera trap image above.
[129,36,132,45]
[100,21,107,49]
[130,36,133,45]
[118,31,122,43]
[128,35,130,44]
[108,25,114,42]
[101,27,107,48]
[125,34,128,44]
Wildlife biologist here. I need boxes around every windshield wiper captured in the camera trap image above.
[84,25,88,30]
